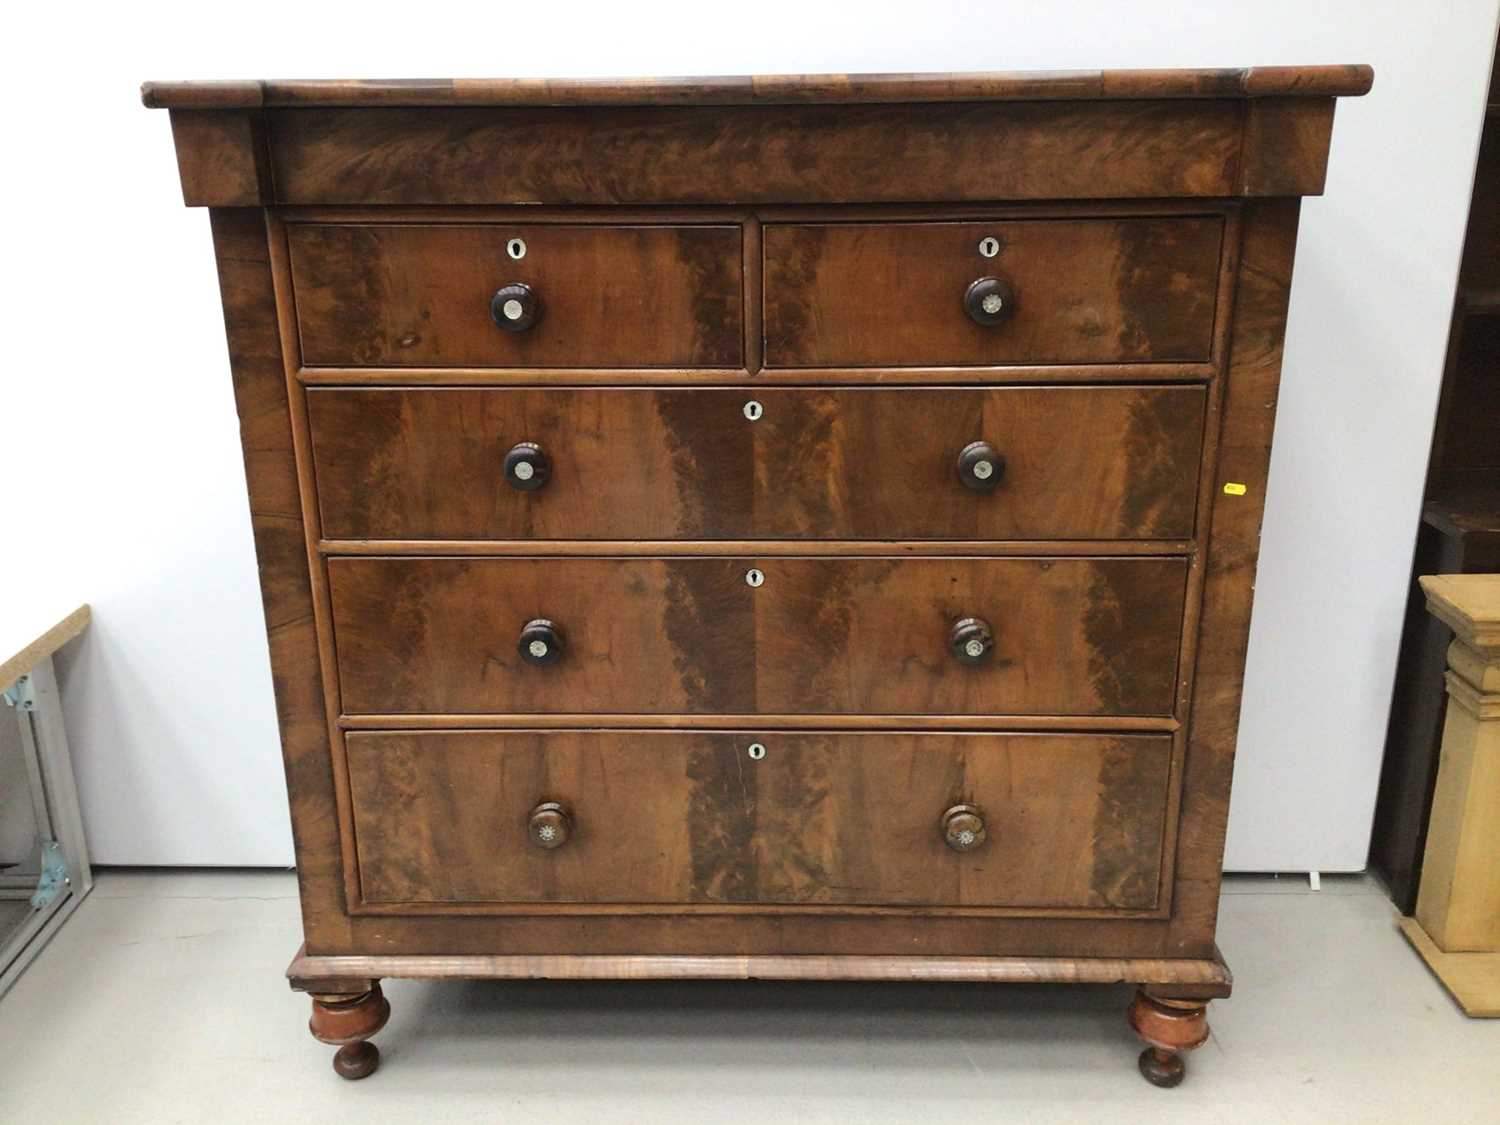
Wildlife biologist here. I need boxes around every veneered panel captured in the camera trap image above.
[288,223,742,367]
[764,218,1223,366]
[307,385,1207,541]
[348,729,1172,910]
[327,556,1187,717]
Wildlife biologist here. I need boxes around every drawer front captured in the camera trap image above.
[288,223,743,367]
[309,385,1206,542]
[328,556,1186,716]
[348,729,1172,910]
[763,217,1222,367]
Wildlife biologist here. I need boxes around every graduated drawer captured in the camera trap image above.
[287,223,743,367]
[309,385,1206,542]
[762,217,1222,367]
[347,729,1172,910]
[327,556,1186,717]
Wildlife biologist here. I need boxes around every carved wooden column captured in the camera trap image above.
[1399,574,1500,1016]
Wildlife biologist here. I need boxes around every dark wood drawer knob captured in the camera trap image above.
[528,802,572,849]
[490,283,541,332]
[963,276,1016,327]
[950,617,994,665]
[503,442,550,491]
[518,618,564,666]
[941,804,987,852]
[956,441,1005,491]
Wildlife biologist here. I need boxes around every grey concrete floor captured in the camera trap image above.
[0,899,29,933]
[0,871,1496,1123]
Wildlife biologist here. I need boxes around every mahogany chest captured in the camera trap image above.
[144,66,1371,1085]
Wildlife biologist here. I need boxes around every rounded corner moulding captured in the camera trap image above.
[141,65,1374,109]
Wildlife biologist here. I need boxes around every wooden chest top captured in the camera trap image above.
[144,65,1372,207]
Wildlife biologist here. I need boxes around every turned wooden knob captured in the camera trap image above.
[963,276,1016,327]
[528,801,572,849]
[518,618,564,666]
[941,804,987,852]
[503,442,550,491]
[490,282,541,332]
[949,617,994,665]
[956,440,1005,492]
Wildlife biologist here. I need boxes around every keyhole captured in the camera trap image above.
[743,400,763,421]
[507,238,527,260]
[979,236,1000,258]
[747,743,766,760]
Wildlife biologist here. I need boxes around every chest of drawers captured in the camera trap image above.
[144,65,1371,1086]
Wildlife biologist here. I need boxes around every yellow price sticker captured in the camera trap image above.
[1222,482,1247,496]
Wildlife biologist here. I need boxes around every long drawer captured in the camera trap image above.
[308,385,1207,542]
[327,556,1187,716]
[347,729,1172,910]
[288,222,744,367]
[762,217,1223,367]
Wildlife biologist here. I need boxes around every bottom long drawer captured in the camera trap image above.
[347,729,1172,912]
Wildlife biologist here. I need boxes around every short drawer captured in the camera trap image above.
[288,223,743,367]
[328,556,1186,717]
[309,385,1206,542]
[347,729,1172,910]
[762,217,1222,367]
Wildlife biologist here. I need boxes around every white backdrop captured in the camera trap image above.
[2,1,1496,867]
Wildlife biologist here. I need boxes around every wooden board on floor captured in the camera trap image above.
[1399,916,1500,1017]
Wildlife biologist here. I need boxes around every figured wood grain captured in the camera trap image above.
[150,71,1368,977]
[288,223,742,367]
[208,209,351,950]
[345,730,1171,911]
[1239,97,1338,196]
[1164,199,1301,957]
[743,215,764,374]
[297,361,1216,387]
[303,908,1192,958]
[167,109,271,206]
[1147,208,1243,916]
[286,942,1233,996]
[143,66,1373,109]
[763,218,1223,367]
[265,101,1250,206]
[306,385,1207,541]
[326,556,1187,717]
[265,213,371,922]
[319,540,1196,559]
[279,201,1232,225]
[337,712,1179,732]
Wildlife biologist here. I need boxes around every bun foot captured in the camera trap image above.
[309,982,390,1080]
[1128,988,1210,1088]
[333,1040,381,1080]
[1138,1046,1185,1088]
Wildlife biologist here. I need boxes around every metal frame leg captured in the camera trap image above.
[0,654,93,996]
